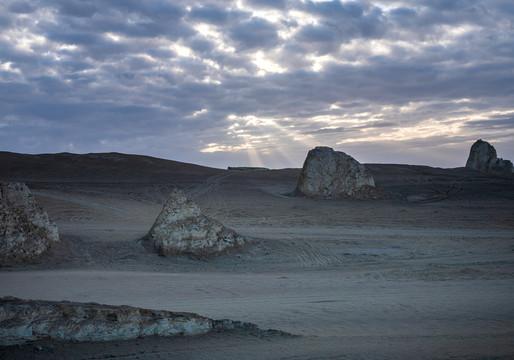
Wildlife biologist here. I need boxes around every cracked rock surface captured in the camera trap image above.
[144,188,244,258]
[1,182,59,266]
[295,146,376,198]
[465,139,513,173]
[0,297,213,345]
[0,297,285,346]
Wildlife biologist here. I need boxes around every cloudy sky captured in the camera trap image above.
[1,0,513,169]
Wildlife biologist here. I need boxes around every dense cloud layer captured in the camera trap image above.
[1,0,513,168]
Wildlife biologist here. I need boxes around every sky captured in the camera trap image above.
[1,0,513,169]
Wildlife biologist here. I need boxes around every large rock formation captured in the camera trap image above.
[294,146,376,198]
[0,297,204,345]
[1,182,59,266]
[465,139,513,173]
[0,297,286,346]
[144,188,244,257]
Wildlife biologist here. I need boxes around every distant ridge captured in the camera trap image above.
[0,151,222,183]
[228,166,269,171]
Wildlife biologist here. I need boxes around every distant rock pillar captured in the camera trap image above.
[465,139,513,173]
[294,146,376,198]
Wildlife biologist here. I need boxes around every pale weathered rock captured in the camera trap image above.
[145,188,244,257]
[0,297,213,345]
[0,182,59,265]
[295,146,376,198]
[0,297,286,346]
[465,139,513,173]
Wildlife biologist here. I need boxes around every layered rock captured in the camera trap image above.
[0,297,214,345]
[144,188,244,257]
[465,139,513,173]
[294,146,376,198]
[0,297,289,346]
[1,182,59,266]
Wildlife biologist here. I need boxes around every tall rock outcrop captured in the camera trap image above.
[465,139,513,173]
[144,188,244,257]
[1,182,59,266]
[295,146,376,198]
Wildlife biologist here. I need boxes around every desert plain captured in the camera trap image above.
[1,152,513,359]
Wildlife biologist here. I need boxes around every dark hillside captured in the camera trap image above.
[0,152,222,184]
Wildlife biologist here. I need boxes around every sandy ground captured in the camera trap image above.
[1,158,514,359]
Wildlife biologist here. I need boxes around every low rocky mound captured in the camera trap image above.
[294,146,376,198]
[144,188,245,258]
[0,297,276,346]
[465,139,513,173]
[1,182,59,266]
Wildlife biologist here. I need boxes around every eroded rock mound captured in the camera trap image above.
[1,182,59,266]
[294,146,376,198]
[144,188,244,257]
[0,297,214,346]
[465,139,513,173]
[0,297,290,346]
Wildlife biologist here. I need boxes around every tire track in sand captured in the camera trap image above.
[184,172,233,221]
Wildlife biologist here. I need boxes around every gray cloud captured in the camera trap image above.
[228,17,280,50]
[57,0,98,18]
[302,127,353,135]
[244,0,288,10]
[188,4,249,25]
[304,0,365,18]
[7,1,36,14]
[464,118,514,131]
[0,0,513,168]
[301,0,386,38]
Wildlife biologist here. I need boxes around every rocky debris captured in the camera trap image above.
[0,297,213,346]
[465,139,513,173]
[212,319,296,338]
[144,188,245,258]
[294,146,376,198]
[1,182,59,266]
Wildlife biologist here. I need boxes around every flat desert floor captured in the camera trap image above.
[1,153,514,359]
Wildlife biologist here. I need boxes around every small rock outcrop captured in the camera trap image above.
[1,182,59,266]
[0,297,289,346]
[465,139,513,173]
[294,146,376,198]
[144,188,244,257]
[0,297,213,346]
